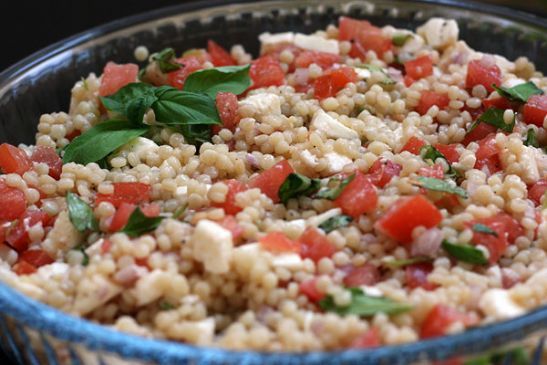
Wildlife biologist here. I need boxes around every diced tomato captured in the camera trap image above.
[404,75,416,87]
[338,17,374,41]
[416,91,449,115]
[465,57,501,93]
[461,123,497,146]
[433,144,460,164]
[350,328,381,348]
[342,19,393,58]
[368,159,402,188]
[218,215,244,243]
[167,55,206,89]
[435,194,461,211]
[213,179,247,215]
[13,260,37,275]
[215,92,240,132]
[0,181,26,221]
[376,195,442,244]
[31,146,62,180]
[140,203,161,217]
[260,231,300,253]
[401,137,427,155]
[0,143,32,175]
[501,269,521,289]
[98,62,139,97]
[474,134,501,175]
[523,94,547,127]
[101,238,112,254]
[95,182,151,208]
[406,263,437,290]
[249,55,285,90]
[418,164,444,179]
[65,129,81,141]
[333,172,378,219]
[294,51,341,69]
[421,304,476,339]
[6,209,51,252]
[109,202,136,232]
[404,56,433,80]
[20,249,54,268]
[529,178,547,206]
[298,227,336,262]
[248,160,294,203]
[207,40,235,67]
[482,97,516,111]
[313,66,357,100]
[299,278,324,302]
[342,263,380,287]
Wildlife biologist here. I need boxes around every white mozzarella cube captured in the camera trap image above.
[310,109,359,140]
[417,18,459,49]
[323,152,352,175]
[259,32,295,46]
[239,93,282,116]
[294,34,340,55]
[192,220,233,274]
[479,288,525,320]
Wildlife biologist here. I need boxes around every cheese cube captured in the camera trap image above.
[192,220,233,274]
[310,109,359,140]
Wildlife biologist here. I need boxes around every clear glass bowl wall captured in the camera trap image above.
[0,1,545,364]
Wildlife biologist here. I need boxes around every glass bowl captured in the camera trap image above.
[0,1,546,364]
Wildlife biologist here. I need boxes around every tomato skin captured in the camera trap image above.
[0,181,26,221]
[523,94,547,127]
[461,123,497,146]
[482,97,517,111]
[465,57,501,93]
[167,56,206,89]
[375,195,442,244]
[368,159,402,188]
[6,209,51,252]
[406,263,437,290]
[350,328,381,348]
[339,17,392,57]
[0,143,32,175]
[355,29,392,58]
[416,91,449,115]
[218,215,244,243]
[418,164,444,179]
[248,160,294,203]
[529,178,547,206]
[101,239,112,254]
[298,227,336,262]
[20,249,53,268]
[95,182,151,208]
[215,92,240,132]
[421,304,475,339]
[98,62,139,97]
[260,231,300,253]
[334,172,378,219]
[342,263,380,287]
[313,66,357,100]
[207,40,235,67]
[249,55,285,89]
[338,17,373,41]
[474,134,501,175]
[109,202,136,232]
[299,278,325,302]
[401,137,427,155]
[404,56,433,80]
[433,144,460,164]
[214,179,247,215]
[294,51,340,69]
[13,260,37,275]
[31,146,62,180]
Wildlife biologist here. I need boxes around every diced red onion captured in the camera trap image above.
[411,228,443,257]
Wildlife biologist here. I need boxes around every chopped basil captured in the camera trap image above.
[100,83,157,125]
[172,203,188,219]
[493,81,543,103]
[524,129,539,148]
[159,301,175,311]
[472,223,498,237]
[66,192,98,232]
[464,346,530,365]
[383,256,432,269]
[318,215,352,233]
[121,207,164,237]
[392,33,412,46]
[441,240,488,265]
[152,48,182,73]
[412,176,468,198]
[315,174,355,200]
[72,245,90,266]
[358,64,395,85]
[420,145,460,179]
[184,65,251,98]
[476,107,514,133]
[319,287,412,317]
[278,173,321,204]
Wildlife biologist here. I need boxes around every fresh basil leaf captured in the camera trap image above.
[183,65,251,98]
[100,83,157,124]
[524,129,539,148]
[383,256,432,269]
[319,287,412,317]
[442,240,488,265]
[152,48,182,73]
[413,176,468,198]
[472,223,498,237]
[72,245,90,266]
[172,203,188,219]
[318,215,352,233]
[62,120,148,165]
[278,173,321,204]
[159,301,175,311]
[316,174,355,200]
[66,192,98,232]
[357,64,394,85]
[493,81,543,103]
[392,33,412,46]
[121,206,164,237]
[477,107,514,133]
[420,145,445,163]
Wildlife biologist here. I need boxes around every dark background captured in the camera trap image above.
[0,0,545,364]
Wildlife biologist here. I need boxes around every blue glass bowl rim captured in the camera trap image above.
[0,0,545,363]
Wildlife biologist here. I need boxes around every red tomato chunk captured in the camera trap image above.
[168,55,207,89]
[529,178,547,206]
[98,62,139,97]
[405,263,437,290]
[215,92,240,132]
[109,202,160,232]
[0,180,26,221]
[461,123,497,146]
[433,144,460,164]
[333,171,377,219]
[218,215,244,243]
[6,209,52,252]
[401,137,426,155]
[375,195,442,244]
[465,57,501,93]
[249,56,285,89]
[404,56,433,80]
[0,143,32,175]
[339,17,392,58]
[416,91,449,115]
[299,278,324,302]
[95,182,151,208]
[248,160,294,203]
[421,304,476,339]
[474,134,501,175]
[13,260,37,275]
[207,40,235,67]
[298,227,336,262]
[314,66,357,100]
[213,179,247,215]
[418,164,444,179]
[294,51,340,70]
[20,249,54,268]
[260,231,300,253]
[368,159,402,188]
[523,94,547,127]
[350,328,381,348]
[342,263,380,287]
[31,146,62,180]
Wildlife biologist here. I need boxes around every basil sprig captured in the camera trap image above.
[383,256,432,269]
[318,215,352,233]
[319,288,412,317]
[316,174,355,200]
[493,81,543,103]
[523,129,539,148]
[357,64,395,85]
[151,48,182,73]
[278,173,321,204]
[392,33,412,47]
[441,240,488,265]
[412,176,468,198]
[184,65,251,98]
[121,207,164,237]
[420,145,460,178]
[470,107,515,134]
[66,192,99,232]
[472,223,498,237]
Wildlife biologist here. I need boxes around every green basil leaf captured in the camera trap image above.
[172,203,188,219]
[316,174,355,200]
[357,64,394,85]
[121,206,164,237]
[441,240,488,265]
[493,81,543,103]
[100,83,157,124]
[152,48,182,73]
[72,245,90,266]
[319,287,412,317]
[159,301,175,311]
[523,129,539,148]
[278,173,321,204]
[183,65,251,98]
[383,256,432,269]
[392,33,412,46]
[62,120,149,165]
[66,192,98,232]
[318,215,352,233]
[413,176,468,198]
[472,223,498,237]
[420,145,446,163]
[477,107,514,133]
